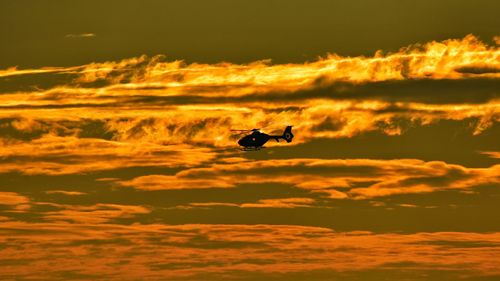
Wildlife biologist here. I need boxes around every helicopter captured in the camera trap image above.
[231,126,294,150]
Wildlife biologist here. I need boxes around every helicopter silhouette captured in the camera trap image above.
[232,126,294,150]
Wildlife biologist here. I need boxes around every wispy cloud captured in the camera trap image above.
[0,135,216,175]
[0,192,30,212]
[42,203,150,224]
[65,33,96,39]
[119,158,500,199]
[0,35,497,154]
[0,192,29,206]
[0,222,499,280]
[180,197,317,209]
[45,190,87,196]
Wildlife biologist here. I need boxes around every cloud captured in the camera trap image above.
[0,192,30,212]
[0,192,29,205]
[0,99,497,149]
[0,35,497,156]
[1,34,498,95]
[41,203,150,224]
[66,34,500,87]
[0,66,80,79]
[119,158,500,199]
[2,35,497,88]
[0,135,216,175]
[240,197,316,208]
[0,48,498,109]
[0,222,499,280]
[481,151,500,159]
[45,190,87,196]
[180,197,316,209]
[118,175,234,190]
[65,33,96,38]
[494,36,500,45]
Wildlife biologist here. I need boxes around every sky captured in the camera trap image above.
[0,1,499,280]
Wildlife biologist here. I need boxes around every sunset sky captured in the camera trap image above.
[1,1,499,280]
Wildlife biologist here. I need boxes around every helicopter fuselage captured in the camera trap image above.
[238,131,273,148]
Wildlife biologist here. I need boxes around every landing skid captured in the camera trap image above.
[240,146,265,151]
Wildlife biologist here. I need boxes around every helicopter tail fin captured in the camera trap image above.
[282,126,294,143]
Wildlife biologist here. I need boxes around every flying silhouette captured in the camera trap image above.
[232,126,294,150]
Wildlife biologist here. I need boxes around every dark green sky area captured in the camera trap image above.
[1,0,499,68]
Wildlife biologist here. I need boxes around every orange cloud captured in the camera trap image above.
[1,35,496,101]
[481,151,500,159]
[42,203,150,224]
[0,222,499,280]
[0,135,216,175]
[0,192,31,212]
[1,35,497,112]
[0,192,29,205]
[240,197,316,208]
[0,35,498,155]
[0,99,497,149]
[0,66,77,78]
[120,158,500,199]
[65,33,96,38]
[181,198,316,209]
[45,190,87,196]
[0,34,497,229]
[494,36,500,45]
[60,34,500,87]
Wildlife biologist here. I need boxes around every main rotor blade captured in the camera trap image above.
[230,129,260,132]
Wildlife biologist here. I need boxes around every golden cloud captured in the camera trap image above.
[0,35,497,157]
[41,203,150,224]
[120,158,500,199]
[0,192,31,212]
[0,192,29,205]
[51,35,500,86]
[181,197,316,209]
[0,99,497,149]
[45,190,87,196]
[0,135,216,175]
[0,222,499,279]
[1,35,497,112]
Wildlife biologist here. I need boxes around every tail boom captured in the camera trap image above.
[271,126,293,143]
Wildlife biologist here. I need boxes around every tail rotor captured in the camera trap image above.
[282,126,294,143]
